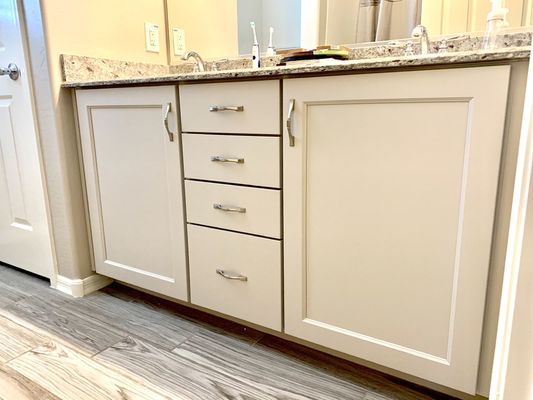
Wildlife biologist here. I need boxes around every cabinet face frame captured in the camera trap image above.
[76,86,188,301]
[282,66,511,394]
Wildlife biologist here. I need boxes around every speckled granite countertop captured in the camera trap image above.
[62,32,531,89]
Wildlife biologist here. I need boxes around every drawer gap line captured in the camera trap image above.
[184,178,281,191]
[187,223,283,241]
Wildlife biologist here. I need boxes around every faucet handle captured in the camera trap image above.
[437,39,448,54]
[411,24,427,38]
[211,58,229,72]
[404,41,415,56]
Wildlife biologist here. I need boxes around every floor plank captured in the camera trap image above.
[0,364,61,400]
[0,315,48,363]
[7,341,177,400]
[97,332,387,400]
[101,283,265,344]
[0,264,51,296]
[175,330,392,400]
[4,296,126,354]
[54,291,199,350]
[98,335,311,400]
[0,280,28,308]
[255,335,452,400]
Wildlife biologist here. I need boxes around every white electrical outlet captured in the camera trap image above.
[172,28,186,56]
[145,22,160,53]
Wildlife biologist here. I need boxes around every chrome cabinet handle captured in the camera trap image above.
[286,98,295,147]
[209,105,244,112]
[213,204,246,213]
[216,269,248,282]
[210,156,244,164]
[0,63,19,80]
[163,103,174,142]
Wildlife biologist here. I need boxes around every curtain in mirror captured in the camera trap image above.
[356,0,422,42]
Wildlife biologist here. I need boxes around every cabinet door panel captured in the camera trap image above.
[77,86,188,300]
[306,100,468,359]
[283,67,510,394]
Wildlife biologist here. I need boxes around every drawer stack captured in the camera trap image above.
[179,80,282,330]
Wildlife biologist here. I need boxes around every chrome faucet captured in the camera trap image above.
[182,51,206,72]
[411,25,431,55]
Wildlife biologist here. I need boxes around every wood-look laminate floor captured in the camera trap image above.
[0,263,458,400]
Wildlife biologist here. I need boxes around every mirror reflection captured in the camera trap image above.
[165,0,532,61]
[236,0,302,55]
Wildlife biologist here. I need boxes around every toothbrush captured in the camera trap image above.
[250,21,260,68]
[267,27,275,56]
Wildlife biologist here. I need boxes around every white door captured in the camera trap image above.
[0,0,54,277]
[283,67,510,394]
[76,86,188,301]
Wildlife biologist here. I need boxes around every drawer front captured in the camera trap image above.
[182,134,280,188]
[185,180,281,239]
[188,225,282,330]
[179,80,279,135]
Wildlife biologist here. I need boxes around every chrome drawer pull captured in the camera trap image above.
[286,98,295,147]
[216,269,248,282]
[210,156,244,164]
[213,204,246,213]
[209,105,244,112]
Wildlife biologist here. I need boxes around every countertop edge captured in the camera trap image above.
[62,48,531,89]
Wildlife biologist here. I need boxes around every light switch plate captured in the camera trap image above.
[145,22,160,53]
[172,28,186,56]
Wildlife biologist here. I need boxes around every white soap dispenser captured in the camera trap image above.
[250,21,261,68]
[482,0,509,49]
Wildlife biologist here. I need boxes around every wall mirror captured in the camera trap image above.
[165,0,533,61]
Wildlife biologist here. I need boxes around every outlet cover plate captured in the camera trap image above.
[145,22,160,53]
[173,28,185,56]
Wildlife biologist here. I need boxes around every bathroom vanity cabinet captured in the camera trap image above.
[75,86,188,300]
[74,65,516,395]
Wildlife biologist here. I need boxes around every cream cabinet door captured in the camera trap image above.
[283,67,510,394]
[76,86,188,300]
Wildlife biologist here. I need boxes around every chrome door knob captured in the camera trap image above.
[0,63,20,80]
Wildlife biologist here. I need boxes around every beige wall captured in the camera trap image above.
[468,0,528,31]
[422,0,531,35]
[37,0,168,280]
[322,0,359,45]
[167,0,238,63]
[41,0,168,64]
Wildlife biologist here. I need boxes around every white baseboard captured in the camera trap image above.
[55,274,113,298]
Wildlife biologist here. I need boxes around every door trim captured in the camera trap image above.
[16,0,59,288]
